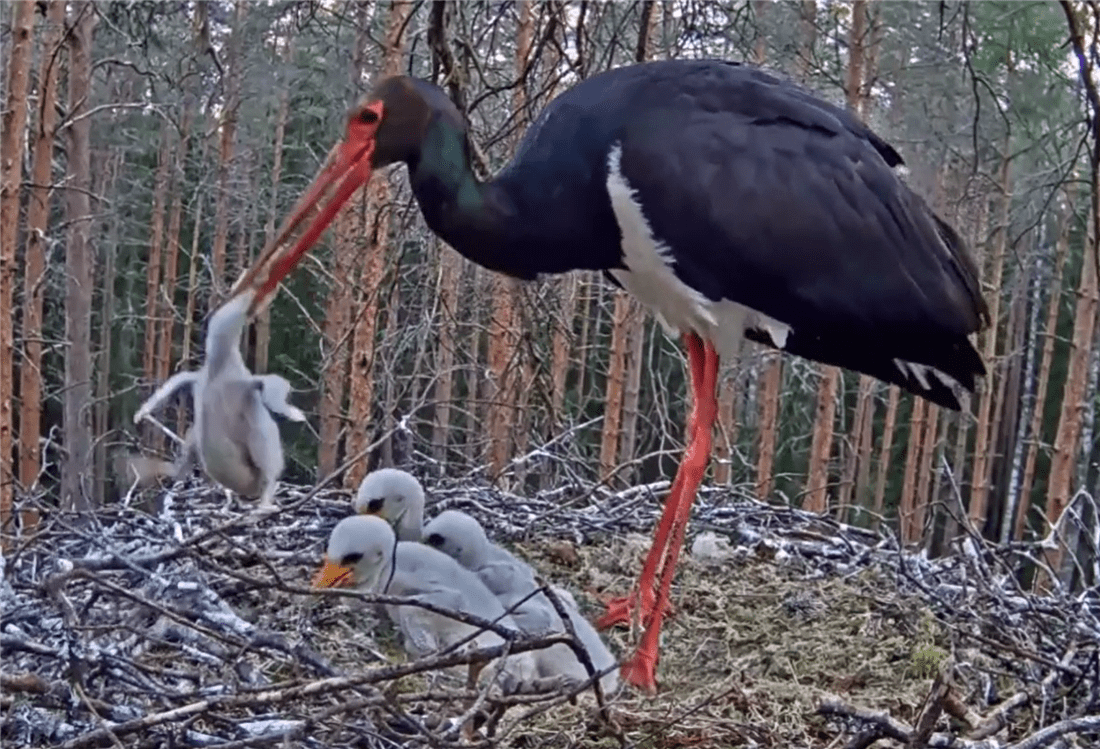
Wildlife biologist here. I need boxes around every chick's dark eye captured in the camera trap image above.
[426,534,444,548]
[366,497,384,513]
[341,552,363,566]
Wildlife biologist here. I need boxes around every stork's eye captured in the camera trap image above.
[426,533,445,548]
[358,108,379,124]
[340,552,363,566]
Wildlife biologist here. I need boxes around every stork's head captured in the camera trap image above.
[312,515,395,590]
[421,510,491,570]
[352,468,426,541]
[231,76,464,311]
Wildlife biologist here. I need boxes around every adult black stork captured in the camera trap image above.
[234,59,989,693]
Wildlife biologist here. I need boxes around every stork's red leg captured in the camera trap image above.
[619,335,719,694]
[596,334,708,631]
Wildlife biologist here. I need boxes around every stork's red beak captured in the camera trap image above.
[312,555,355,588]
[233,100,385,313]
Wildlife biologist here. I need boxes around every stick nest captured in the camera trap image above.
[2,475,1098,748]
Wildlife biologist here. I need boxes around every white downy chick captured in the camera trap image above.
[313,514,538,693]
[132,290,305,511]
[423,510,619,695]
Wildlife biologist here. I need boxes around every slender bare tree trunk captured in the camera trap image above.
[179,148,209,372]
[805,0,865,514]
[753,6,783,502]
[1016,188,1075,539]
[573,276,595,412]
[756,354,782,499]
[256,38,292,375]
[898,399,924,544]
[209,0,246,294]
[432,242,462,465]
[1045,188,1099,583]
[94,152,121,508]
[549,274,577,419]
[619,309,648,481]
[156,109,192,388]
[992,261,1030,540]
[344,0,412,487]
[319,3,372,478]
[941,198,989,546]
[501,0,537,484]
[0,0,34,542]
[600,292,632,481]
[970,144,1012,533]
[915,402,941,546]
[871,386,900,529]
[837,1,879,520]
[17,0,63,505]
[176,103,215,438]
[140,125,172,451]
[485,284,522,478]
[61,1,97,513]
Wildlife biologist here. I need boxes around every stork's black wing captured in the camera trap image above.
[616,86,988,410]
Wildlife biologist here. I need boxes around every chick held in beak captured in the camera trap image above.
[312,555,355,588]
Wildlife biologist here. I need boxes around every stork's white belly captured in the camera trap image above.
[605,144,791,360]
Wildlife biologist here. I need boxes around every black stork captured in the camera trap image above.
[234,59,989,693]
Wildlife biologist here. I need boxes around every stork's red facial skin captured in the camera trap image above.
[254,100,385,306]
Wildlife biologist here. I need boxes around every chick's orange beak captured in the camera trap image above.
[234,100,384,313]
[312,555,355,588]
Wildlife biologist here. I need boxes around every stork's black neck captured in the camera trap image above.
[403,113,614,280]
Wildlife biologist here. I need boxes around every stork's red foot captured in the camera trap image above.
[619,647,660,695]
[596,589,673,630]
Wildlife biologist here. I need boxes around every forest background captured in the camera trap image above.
[1,0,1098,590]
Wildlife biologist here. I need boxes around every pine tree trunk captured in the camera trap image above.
[177,120,212,438]
[838,375,874,519]
[549,274,577,420]
[1005,251,1044,542]
[940,198,989,547]
[836,0,878,520]
[1016,189,1075,539]
[61,1,98,513]
[1045,188,1099,583]
[344,0,411,488]
[897,399,924,544]
[915,403,941,547]
[209,0,246,294]
[485,0,533,477]
[619,307,648,483]
[255,38,293,374]
[871,385,900,530]
[714,368,738,486]
[805,0,865,515]
[17,0,64,500]
[805,368,840,513]
[93,153,121,509]
[156,112,191,388]
[600,291,632,482]
[853,379,877,516]
[432,242,462,465]
[970,139,1012,534]
[141,124,172,451]
[992,263,1030,541]
[573,275,595,410]
[756,355,782,500]
[0,0,34,542]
